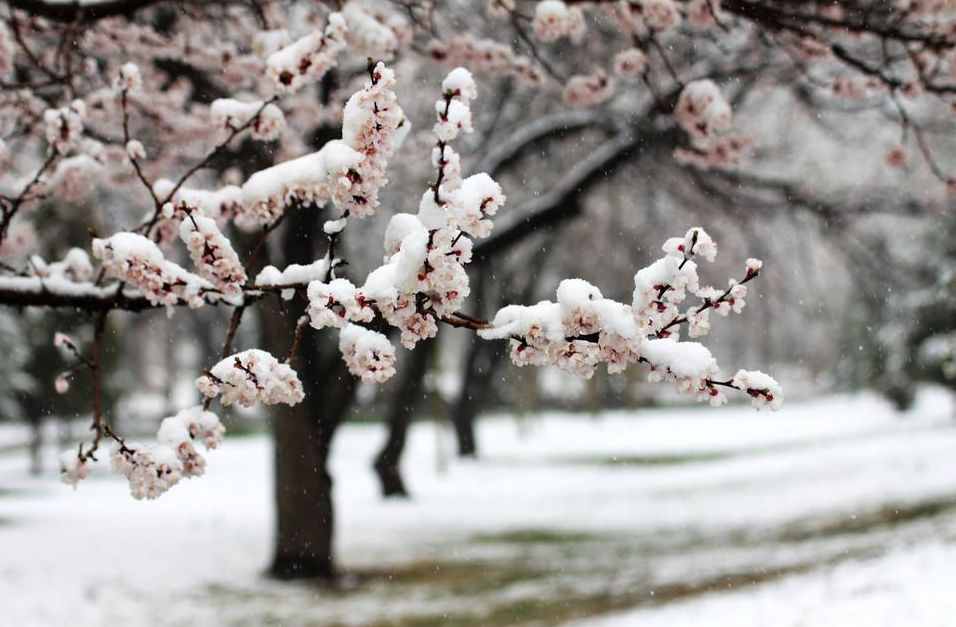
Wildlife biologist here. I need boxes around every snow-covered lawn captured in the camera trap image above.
[2,390,955,626]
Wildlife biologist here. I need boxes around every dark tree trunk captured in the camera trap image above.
[262,200,357,578]
[373,337,435,498]
[257,122,359,580]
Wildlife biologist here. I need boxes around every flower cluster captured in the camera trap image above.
[338,62,408,217]
[341,1,405,60]
[307,278,374,329]
[157,406,226,476]
[478,228,779,408]
[196,349,304,407]
[113,62,142,93]
[238,140,363,229]
[178,213,247,296]
[612,48,648,78]
[563,70,614,108]
[674,80,752,169]
[44,100,85,154]
[111,445,183,500]
[92,232,213,309]
[60,405,226,498]
[427,35,544,86]
[59,451,89,488]
[532,1,586,42]
[611,0,682,33]
[732,369,784,410]
[266,13,347,93]
[675,80,732,144]
[210,99,286,141]
[339,323,397,383]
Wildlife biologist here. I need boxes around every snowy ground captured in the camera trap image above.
[2,390,956,626]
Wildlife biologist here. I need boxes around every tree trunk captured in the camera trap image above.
[259,121,358,579]
[450,337,504,457]
[268,338,354,579]
[373,337,435,497]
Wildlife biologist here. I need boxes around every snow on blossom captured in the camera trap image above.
[59,451,88,488]
[210,99,286,141]
[338,323,397,383]
[196,349,304,408]
[442,67,478,101]
[676,80,732,144]
[732,369,783,410]
[44,100,85,154]
[178,213,247,295]
[612,48,648,78]
[663,227,718,262]
[239,140,363,229]
[532,1,586,42]
[156,406,225,477]
[339,62,407,217]
[266,13,347,93]
[434,98,473,142]
[92,232,213,309]
[114,62,142,93]
[111,444,182,500]
[447,173,505,238]
[341,1,400,59]
[563,70,614,108]
[307,278,374,329]
[126,139,146,160]
[154,179,243,224]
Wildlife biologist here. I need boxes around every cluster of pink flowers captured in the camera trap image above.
[307,278,375,329]
[157,406,226,477]
[44,100,86,154]
[113,62,143,94]
[674,80,752,169]
[210,98,286,141]
[338,62,408,217]
[178,213,247,296]
[266,13,347,93]
[110,445,183,500]
[610,0,682,33]
[338,323,397,383]
[59,451,89,488]
[92,232,213,309]
[196,349,305,408]
[532,1,586,42]
[674,134,753,171]
[340,1,408,60]
[60,405,226,498]
[732,369,784,410]
[427,36,544,86]
[675,80,732,144]
[563,70,614,108]
[297,67,503,370]
[612,48,648,78]
[477,228,779,408]
[238,140,363,229]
